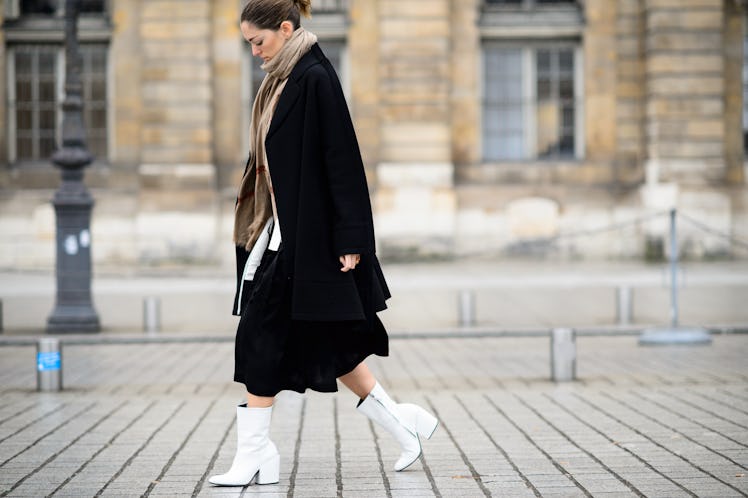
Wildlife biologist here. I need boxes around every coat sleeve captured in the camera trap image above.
[311,66,374,257]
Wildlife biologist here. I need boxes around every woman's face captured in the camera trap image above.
[240,20,294,63]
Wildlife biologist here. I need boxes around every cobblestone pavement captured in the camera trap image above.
[0,335,747,497]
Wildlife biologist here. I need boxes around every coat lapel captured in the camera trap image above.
[266,79,300,142]
[265,44,323,142]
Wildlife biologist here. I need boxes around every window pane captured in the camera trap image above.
[20,0,57,15]
[91,80,106,101]
[559,135,574,155]
[535,47,576,159]
[16,80,33,101]
[80,0,105,13]
[17,137,33,158]
[81,45,109,160]
[40,136,57,158]
[39,80,56,101]
[89,109,107,129]
[16,53,32,74]
[13,45,60,161]
[17,109,33,129]
[562,105,575,129]
[559,78,573,100]
[39,109,56,130]
[537,77,551,99]
[537,50,551,73]
[483,47,524,160]
[314,0,348,12]
[319,40,344,77]
[537,101,559,158]
[559,50,573,71]
[38,53,56,74]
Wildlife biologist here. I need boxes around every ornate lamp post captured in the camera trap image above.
[47,0,100,333]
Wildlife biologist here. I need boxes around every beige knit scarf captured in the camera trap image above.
[234,27,318,251]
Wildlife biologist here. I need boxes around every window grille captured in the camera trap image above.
[482,44,581,161]
[7,43,108,163]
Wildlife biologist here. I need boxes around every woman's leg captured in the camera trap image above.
[247,393,274,408]
[339,362,377,399]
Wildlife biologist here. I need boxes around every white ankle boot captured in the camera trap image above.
[356,382,438,471]
[209,404,280,486]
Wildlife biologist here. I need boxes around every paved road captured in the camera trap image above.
[1,335,747,497]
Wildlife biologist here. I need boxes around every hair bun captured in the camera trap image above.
[294,0,312,18]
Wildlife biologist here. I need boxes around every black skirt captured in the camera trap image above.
[234,246,389,397]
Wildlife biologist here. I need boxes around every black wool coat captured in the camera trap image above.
[234,43,390,323]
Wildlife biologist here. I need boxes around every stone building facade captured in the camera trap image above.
[0,0,746,269]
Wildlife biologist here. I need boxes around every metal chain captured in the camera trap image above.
[455,209,748,258]
[677,212,748,252]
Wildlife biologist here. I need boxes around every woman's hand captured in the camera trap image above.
[339,254,361,272]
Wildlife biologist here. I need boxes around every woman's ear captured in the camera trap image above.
[279,20,294,39]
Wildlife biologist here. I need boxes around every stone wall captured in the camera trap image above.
[139,0,213,166]
[644,0,727,185]
[0,0,746,269]
[373,0,457,258]
[616,0,646,184]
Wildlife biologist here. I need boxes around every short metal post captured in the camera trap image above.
[668,208,679,328]
[37,338,62,391]
[551,328,576,382]
[143,297,161,333]
[0,299,3,333]
[616,286,633,325]
[458,290,476,327]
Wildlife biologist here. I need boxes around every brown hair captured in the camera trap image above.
[241,0,312,30]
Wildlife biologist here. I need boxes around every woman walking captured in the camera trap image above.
[209,0,438,487]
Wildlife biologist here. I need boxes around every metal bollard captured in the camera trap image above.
[550,328,576,382]
[458,290,476,327]
[143,297,161,333]
[0,299,3,333]
[37,338,62,391]
[616,286,633,325]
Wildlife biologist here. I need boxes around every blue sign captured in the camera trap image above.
[37,352,61,371]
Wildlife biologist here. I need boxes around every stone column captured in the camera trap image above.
[450,0,480,167]
[136,0,219,264]
[110,0,142,169]
[349,0,381,178]
[643,0,726,186]
[641,0,732,257]
[374,0,456,258]
[212,0,242,189]
[724,0,746,185]
[615,0,646,184]
[139,0,213,167]
[584,0,618,163]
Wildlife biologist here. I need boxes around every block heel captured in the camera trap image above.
[255,453,280,485]
[415,408,439,439]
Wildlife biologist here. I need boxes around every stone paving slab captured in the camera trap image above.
[0,336,747,497]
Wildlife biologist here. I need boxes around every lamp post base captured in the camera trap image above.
[47,305,100,333]
[638,327,712,345]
